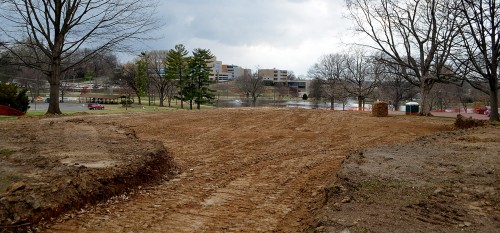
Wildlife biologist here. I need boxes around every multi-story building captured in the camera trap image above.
[207,57,245,82]
[258,69,288,82]
[257,68,310,95]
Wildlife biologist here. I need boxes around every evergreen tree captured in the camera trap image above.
[165,44,189,109]
[0,83,29,113]
[187,49,215,110]
[135,58,149,105]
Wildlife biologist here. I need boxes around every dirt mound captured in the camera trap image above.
[454,114,486,129]
[0,117,180,232]
[1,109,471,232]
[312,126,500,232]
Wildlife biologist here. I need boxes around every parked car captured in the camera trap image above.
[87,103,104,110]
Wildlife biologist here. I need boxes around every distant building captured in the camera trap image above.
[207,57,245,82]
[256,68,310,95]
[258,68,288,82]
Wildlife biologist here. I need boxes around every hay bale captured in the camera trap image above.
[372,102,388,117]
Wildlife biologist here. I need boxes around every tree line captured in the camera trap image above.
[1,0,497,121]
[342,0,499,121]
[0,0,160,114]
[114,45,216,110]
[308,49,485,112]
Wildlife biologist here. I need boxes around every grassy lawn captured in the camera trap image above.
[23,102,216,117]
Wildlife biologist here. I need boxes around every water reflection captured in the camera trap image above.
[214,99,370,110]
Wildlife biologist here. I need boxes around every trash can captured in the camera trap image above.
[405,102,419,115]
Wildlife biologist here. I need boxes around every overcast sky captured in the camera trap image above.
[132,0,359,77]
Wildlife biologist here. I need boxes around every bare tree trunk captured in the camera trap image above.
[159,91,165,107]
[330,97,334,110]
[392,102,398,111]
[47,82,62,114]
[358,97,363,111]
[180,95,184,109]
[489,83,499,121]
[60,89,65,103]
[420,82,433,116]
[47,60,62,114]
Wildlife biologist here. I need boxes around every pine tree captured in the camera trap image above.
[187,49,215,110]
[165,44,189,109]
[135,58,148,105]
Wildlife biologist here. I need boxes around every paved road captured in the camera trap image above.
[28,103,88,111]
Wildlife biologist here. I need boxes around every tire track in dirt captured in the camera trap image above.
[43,108,451,232]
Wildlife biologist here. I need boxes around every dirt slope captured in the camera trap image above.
[311,126,500,233]
[23,108,451,232]
[0,116,179,232]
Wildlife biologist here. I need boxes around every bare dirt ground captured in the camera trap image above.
[311,126,500,233]
[0,108,497,232]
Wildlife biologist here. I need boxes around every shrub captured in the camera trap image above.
[120,99,133,106]
[302,93,308,100]
[0,83,30,113]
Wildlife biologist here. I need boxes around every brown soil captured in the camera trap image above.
[310,127,500,233]
[0,108,497,232]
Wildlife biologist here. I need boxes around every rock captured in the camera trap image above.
[459,222,472,227]
[332,202,342,211]
[7,182,26,193]
[315,226,325,232]
[433,187,444,195]
[340,228,351,233]
[341,196,352,203]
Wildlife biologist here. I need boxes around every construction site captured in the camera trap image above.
[0,108,498,232]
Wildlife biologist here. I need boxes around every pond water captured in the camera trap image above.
[213,99,372,110]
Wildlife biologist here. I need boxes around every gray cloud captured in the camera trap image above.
[136,0,353,75]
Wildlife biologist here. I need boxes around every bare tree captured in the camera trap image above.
[346,0,461,115]
[114,62,142,104]
[273,82,288,100]
[16,66,45,102]
[235,70,265,105]
[287,71,297,81]
[308,77,324,108]
[452,0,499,121]
[146,51,176,107]
[77,49,118,82]
[343,51,383,111]
[308,53,347,109]
[0,0,160,114]
[0,50,18,83]
[378,71,418,111]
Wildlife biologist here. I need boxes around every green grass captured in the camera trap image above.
[24,101,218,117]
[0,116,18,121]
[0,148,15,157]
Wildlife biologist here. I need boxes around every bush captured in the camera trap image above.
[0,83,30,113]
[120,99,133,106]
[302,93,308,100]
